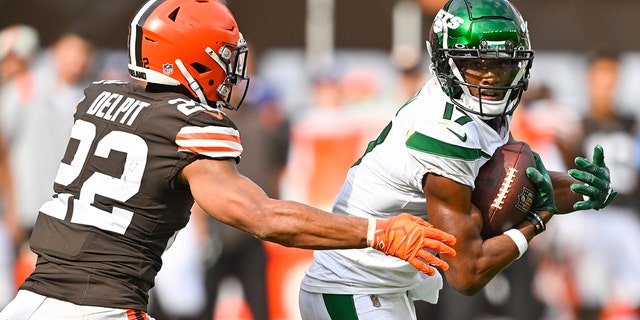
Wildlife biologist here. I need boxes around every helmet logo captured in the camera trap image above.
[433,9,464,33]
[481,40,508,51]
[163,63,174,76]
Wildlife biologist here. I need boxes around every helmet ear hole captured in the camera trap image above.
[191,62,211,74]
[168,8,180,21]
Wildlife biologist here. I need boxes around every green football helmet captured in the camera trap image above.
[426,0,533,119]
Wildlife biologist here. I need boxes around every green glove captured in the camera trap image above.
[568,145,617,211]
[526,152,558,213]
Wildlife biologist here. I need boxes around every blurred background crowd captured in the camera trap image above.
[0,0,639,319]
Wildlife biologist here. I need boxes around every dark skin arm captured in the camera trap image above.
[549,170,583,214]
[424,167,581,296]
[182,158,368,249]
[424,173,547,295]
[183,158,456,275]
[429,132,610,295]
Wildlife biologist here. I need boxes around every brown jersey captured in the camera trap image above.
[20,80,242,311]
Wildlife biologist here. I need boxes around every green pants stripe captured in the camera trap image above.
[322,294,359,319]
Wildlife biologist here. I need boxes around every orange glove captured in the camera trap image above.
[368,213,456,275]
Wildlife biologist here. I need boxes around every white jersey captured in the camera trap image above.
[300,78,511,299]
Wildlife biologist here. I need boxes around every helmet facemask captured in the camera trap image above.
[427,0,534,120]
[174,35,249,111]
[447,44,532,119]
[204,37,250,110]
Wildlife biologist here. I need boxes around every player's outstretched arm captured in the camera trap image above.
[182,158,456,274]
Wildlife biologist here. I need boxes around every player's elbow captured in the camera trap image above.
[249,215,300,247]
[449,279,484,296]
[456,283,484,296]
[249,218,280,242]
[242,210,275,241]
[445,272,490,296]
[251,226,302,248]
[241,203,295,245]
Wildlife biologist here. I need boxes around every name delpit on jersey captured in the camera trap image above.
[86,87,150,126]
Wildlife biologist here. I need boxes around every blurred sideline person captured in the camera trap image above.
[284,67,352,211]
[0,30,95,237]
[284,66,391,212]
[0,23,40,245]
[0,24,39,85]
[0,1,457,319]
[0,135,18,309]
[390,44,431,105]
[511,83,582,173]
[148,215,207,320]
[0,30,96,289]
[536,51,640,320]
[0,24,36,306]
[298,0,617,319]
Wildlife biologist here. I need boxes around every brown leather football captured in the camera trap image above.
[472,141,537,238]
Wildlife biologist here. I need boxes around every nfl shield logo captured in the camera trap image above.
[369,295,381,308]
[163,63,173,76]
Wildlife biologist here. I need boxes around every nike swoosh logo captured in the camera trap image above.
[447,128,467,142]
[203,110,224,120]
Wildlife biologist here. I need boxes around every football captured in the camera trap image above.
[472,141,537,238]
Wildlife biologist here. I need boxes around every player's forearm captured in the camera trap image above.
[444,237,514,295]
[549,170,581,214]
[249,199,368,249]
[434,208,511,295]
[186,159,367,249]
[448,207,550,296]
[443,205,553,296]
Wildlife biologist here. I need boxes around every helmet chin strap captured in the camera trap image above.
[175,59,208,105]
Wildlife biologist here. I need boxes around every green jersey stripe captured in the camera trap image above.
[406,132,491,161]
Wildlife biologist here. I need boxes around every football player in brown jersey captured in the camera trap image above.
[0,1,457,319]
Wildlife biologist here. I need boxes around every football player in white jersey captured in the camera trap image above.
[0,1,457,319]
[299,0,617,319]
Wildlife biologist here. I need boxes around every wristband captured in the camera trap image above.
[525,211,546,235]
[504,229,528,259]
[366,218,377,247]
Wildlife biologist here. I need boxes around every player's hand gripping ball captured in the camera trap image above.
[472,141,538,238]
